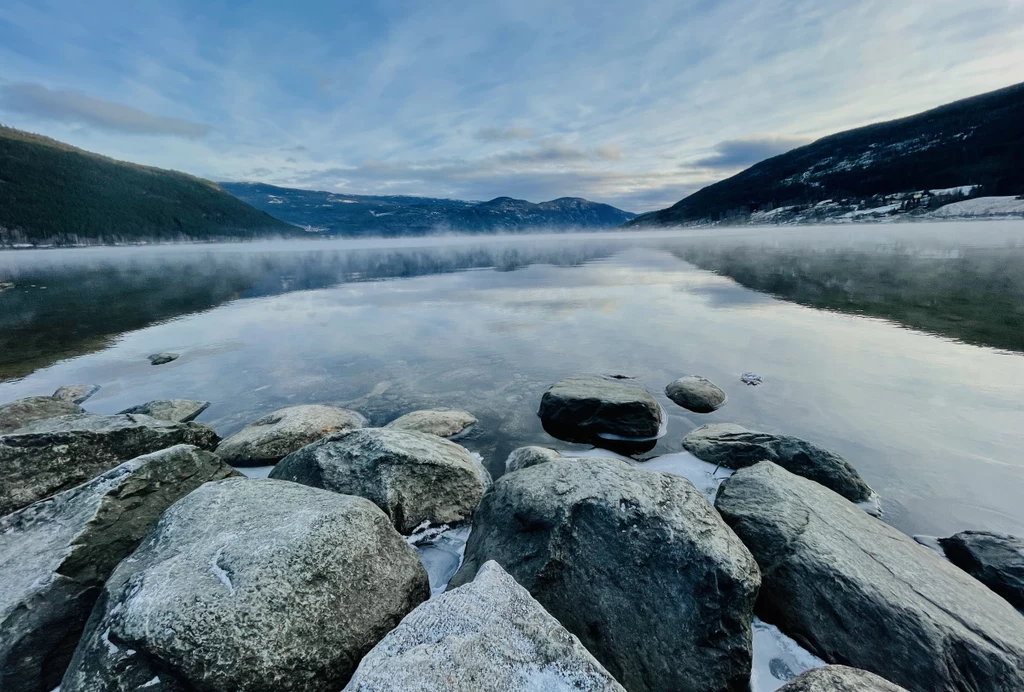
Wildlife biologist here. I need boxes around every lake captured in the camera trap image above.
[2,222,1023,540]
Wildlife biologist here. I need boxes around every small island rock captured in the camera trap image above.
[665,375,727,413]
[939,530,1024,610]
[504,445,561,472]
[147,352,178,365]
[215,404,366,467]
[384,409,477,438]
[538,375,663,443]
[118,398,210,422]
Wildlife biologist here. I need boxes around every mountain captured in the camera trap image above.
[221,182,637,236]
[630,82,1024,227]
[0,126,299,245]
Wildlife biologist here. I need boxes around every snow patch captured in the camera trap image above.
[413,525,472,597]
[928,196,1024,218]
[751,617,825,691]
[632,451,733,502]
[210,546,235,595]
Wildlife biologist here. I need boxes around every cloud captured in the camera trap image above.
[691,136,811,169]
[0,83,210,138]
[475,126,535,141]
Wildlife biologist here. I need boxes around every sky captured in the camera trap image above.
[1,0,1023,212]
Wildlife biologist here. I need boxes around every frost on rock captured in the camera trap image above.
[632,451,733,502]
[411,524,471,597]
[751,617,825,692]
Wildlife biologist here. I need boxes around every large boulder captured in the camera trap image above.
[215,404,366,466]
[0,446,238,692]
[347,560,626,691]
[939,531,1024,610]
[0,396,83,434]
[0,413,219,516]
[118,399,210,422]
[715,463,1024,692]
[683,423,873,503]
[665,375,727,413]
[778,666,909,692]
[52,385,101,405]
[61,478,429,692]
[538,375,663,443]
[449,458,760,692]
[384,409,477,438]
[270,428,486,534]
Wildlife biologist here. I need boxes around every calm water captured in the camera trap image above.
[2,223,1023,539]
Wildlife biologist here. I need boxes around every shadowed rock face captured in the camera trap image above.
[538,375,663,444]
[0,445,238,692]
[715,463,1024,692]
[61,478,429,692]
[939,531,1024,610]
[215,404,366,467]
[384,409,477,438]
[0,396,83,434]
[347,560,626,691]
[778,666,909,692]
[449,458,760,692]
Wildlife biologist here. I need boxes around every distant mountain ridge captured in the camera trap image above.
[630,82,1024,227]
[0,126,299,245]
[221,182,637,236]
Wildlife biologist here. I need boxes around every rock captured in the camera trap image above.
[939,531,1024,610]
[537,375,663,444]
[270,428,485,534]
[715,462,1024,692]
[118,398,210,422]
[384,409,477,438]
[683,423,873,503]
[0,396,84,434]
[504,445,561,472]
[665,375,727,413]
[61,478,429,692]
[216,404,366,467]
[51,385,101,405]
[347,560,626,692]
[449,458,760,692]
[741,372,763,386]
[147,352,178,365]
[777,666,909,692]
[0,414,219,516]
[0,445,238,692]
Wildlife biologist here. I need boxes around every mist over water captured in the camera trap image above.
[2,221,1023,539]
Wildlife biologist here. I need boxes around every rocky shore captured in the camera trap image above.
[0,373,1022,691]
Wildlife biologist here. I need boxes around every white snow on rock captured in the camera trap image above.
[751,617,826,691]
[410,524,472,597]
[237,465,275,478]
[631,451,733,502]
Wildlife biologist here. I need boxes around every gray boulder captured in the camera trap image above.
[939,531,1024,610]
[665,375,727,413]
[147,352,178,365]
[449,458,760,692]
[384,409,477,438]
[778,666,909,692]
[504,445,561,472]
[0,396,83,434]
[683,423,873,502]
[61,478,429,692]
[347,560,625,692]
[52,385,101,405]
[715,463,1024,692]
[538,375,663,443]
[271,428,486,534]
[216,404,366,466]
[0,446,238,692]
[0,413,220,516]
[118,398,210,422]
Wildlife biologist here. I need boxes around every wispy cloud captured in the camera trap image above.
[475,126,535,142]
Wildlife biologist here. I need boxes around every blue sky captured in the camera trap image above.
[2,0,1023,211]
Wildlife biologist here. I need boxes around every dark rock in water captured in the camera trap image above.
[504,445,561,472]
[939,531,1024,610]
[0,445,238,692]
[0,413,219,516]
[347,560,626,691]
[0,396,84,434]
[60,478,429,692]
[118,398,210,422]
[665,375,727,413]
[384,409,477,438]
[147,352,178,365]
[216,404,366,467]
[538,375,663,444]
[777,666,909,692]
[270,428,486,534]
[51,385,101,405]
[449,457,760,692]
[683,423,873,503]
[715,463,1024,692]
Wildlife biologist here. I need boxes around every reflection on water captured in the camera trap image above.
[1,223,1023,539]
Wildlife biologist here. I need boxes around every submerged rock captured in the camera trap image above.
[61,478,429,692]
[347,560,626,692]
[538,375,663,444]
[118,398,210,422]
[715,463,1024,692]
[665,375,727,413]
[51,385,101,405]
[384,409,477,438]
[683,423,873,502]
[449,458,760,692]
[0,413,219,516]
[147,352,178,365]
[216,404,366,467]
[270,428,486,534]
[777,666,909,692]
[0,445,237,692]
[504,445,561,472]
[0,396,83,434]
[939,531,1024,610]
